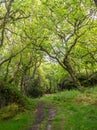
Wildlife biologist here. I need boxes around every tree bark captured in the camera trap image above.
[63,58,83,91]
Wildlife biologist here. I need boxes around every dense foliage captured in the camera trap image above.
[0,0,97,101]
[0,81,27,108]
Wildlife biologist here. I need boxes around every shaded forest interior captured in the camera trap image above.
[1,0,97,123]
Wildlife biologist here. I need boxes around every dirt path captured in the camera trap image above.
[46,107,56,130]
[29,101,56,130]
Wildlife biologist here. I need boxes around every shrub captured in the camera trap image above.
[0,103,19,120]
[27,79,44,98]
[27,86,43,98]
[58,72,97,91]
[0,81,27,108]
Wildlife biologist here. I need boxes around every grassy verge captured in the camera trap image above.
[0,112,33,130]
[40,87,97,130]
[0,98,37,130]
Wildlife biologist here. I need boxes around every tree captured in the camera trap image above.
[23,0,94,90]
[0,0,97,94]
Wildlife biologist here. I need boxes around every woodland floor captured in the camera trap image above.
[1,89,97,130]
[29,101,56,130]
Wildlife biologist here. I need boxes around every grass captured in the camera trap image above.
[40,87,97,130]
[0,98,37,130]
[1,87,97,130]
[0,112,33,130]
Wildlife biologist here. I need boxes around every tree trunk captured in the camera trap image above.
[63,58,83,91]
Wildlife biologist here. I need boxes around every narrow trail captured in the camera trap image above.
[29,101,56,130]
[46,107,56,130]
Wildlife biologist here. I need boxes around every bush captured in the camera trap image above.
[58,72,97,91]
[27,86,43,98]
[78,73,97,87]
[0,81,27,108]
[27,79,44,98]
[0,103,19,120]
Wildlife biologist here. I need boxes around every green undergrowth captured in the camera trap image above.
[0,81,27,108]
[0,103,19,120]
[1,87,97,130]
[0,98,37,130]
[40,87,97,130]
[0,80,38,130]
[0,111,35,130]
